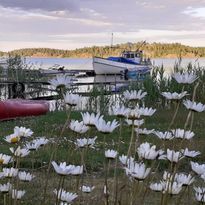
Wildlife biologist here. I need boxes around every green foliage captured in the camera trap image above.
[87,84,113,114]
[6,54,41,82]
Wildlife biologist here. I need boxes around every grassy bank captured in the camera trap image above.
[1,106,205,168]
[0,103,205,204]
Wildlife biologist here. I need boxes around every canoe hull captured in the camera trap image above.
[0,99,49,121]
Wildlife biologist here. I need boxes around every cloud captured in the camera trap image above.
[183,7,205,18]
[0,0,77,11]
[1,0,205,51]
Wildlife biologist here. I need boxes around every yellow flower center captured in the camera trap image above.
[11,136,19,143]
[0,159,4,164]
[57,84,66,90]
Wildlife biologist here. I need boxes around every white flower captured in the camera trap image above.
[81,112,103,127]
[64,93,81,106]
[150,182,165,192]
[12,189,26,199]
[182,148,200,158]
[18,171,34,182]
[14,126,33,138]
[200,173,205,181]
[49,74,74,89]
[183,100,205,112]
[69,120,89,134]
[119,155,134,167]
[175,173,194,186]
[59,202,69,205]
[52,161,76,176]
[194,187,205,194]
[3,168,18,178]
[137,142,163,160]
[70,165,83,176]
[191,161,205,175]
[154,131,173,140]
[135,128,155,135]
[80,185,95,193]
[126,119,144,127]
[0,183,12,193]
[138,107,156,116]
[95,119,119,134]
[111,105,129,118]
[161,91,188,100]
[126,108,141,120]
[195,192,205,203]
[105,149,118,159]
[125,162,151,180]
[194,187,205,202]
[0,173,4,179]
[123,90,147,101]
[4,133,21,143]
[33,137,49,146]
[163,171,174,181]
[0,153,12,165]
[25,141,41,151]
[164,181,183,195]
[172,129,195,140]
[166,149,183,163]
[75,137,97,148]
[54,189,78,203]
[26,137,49,150]
[10,146,30,157]
[173,72,198,84]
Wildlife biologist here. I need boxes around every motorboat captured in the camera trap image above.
[93,50,152,75]
[39,64,66,75]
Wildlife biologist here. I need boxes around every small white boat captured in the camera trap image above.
[93,50,152,75]
[39,64,65,74]
[0,58,8,68]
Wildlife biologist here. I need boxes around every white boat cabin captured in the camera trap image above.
[121,50,150,64]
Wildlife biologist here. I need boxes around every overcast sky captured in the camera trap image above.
[1,0,205,51]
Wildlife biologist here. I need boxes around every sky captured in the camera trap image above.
[1,0,205,51]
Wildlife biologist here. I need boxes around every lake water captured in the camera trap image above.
[2,57,205,110]
[26,57,205,72]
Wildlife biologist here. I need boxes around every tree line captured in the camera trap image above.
[1,42,205,58]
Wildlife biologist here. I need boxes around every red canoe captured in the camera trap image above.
[0,99,49,121]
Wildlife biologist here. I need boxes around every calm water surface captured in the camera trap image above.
[26,57,205,71]
[2,57,205,110]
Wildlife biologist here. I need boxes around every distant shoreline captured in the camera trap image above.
[25,55,203,59]
[1,42,205,58]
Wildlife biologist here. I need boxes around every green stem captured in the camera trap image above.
[113,118,123,205]
[184,81,199,130]
[14,157,20,205]
[75,175,80,193]
[160,193,164,205]
[190,112,194,131]
[41,107,72,205]
[127,120,135,158]
[184,110,192,131]
[3,194,7,205]
[104,158,109,205]
[177,186,187,205]
[168,100,180,130]
[55,176,63,205]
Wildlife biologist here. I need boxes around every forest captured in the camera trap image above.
[1,42,205,58]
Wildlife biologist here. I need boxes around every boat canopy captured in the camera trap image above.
[106,57,140,65]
